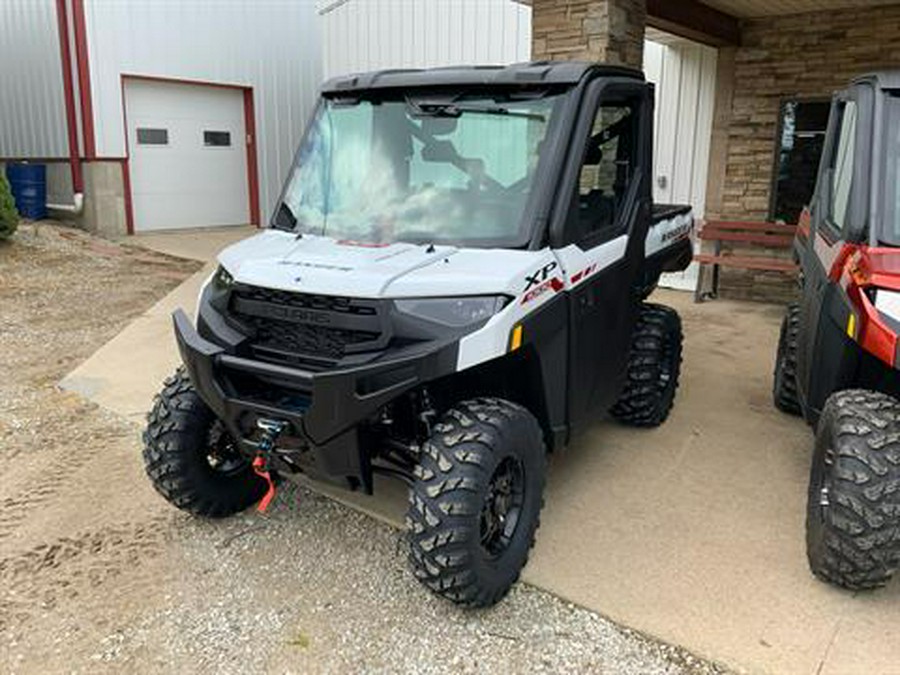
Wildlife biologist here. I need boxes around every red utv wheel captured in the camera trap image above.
[773,303,802,416]
[806,390,900,590]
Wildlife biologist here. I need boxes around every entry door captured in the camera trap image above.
[643,38,717,291]
[125,79,250,231]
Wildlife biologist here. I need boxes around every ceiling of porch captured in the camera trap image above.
[700,0,900,18]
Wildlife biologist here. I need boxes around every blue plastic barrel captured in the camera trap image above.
[6,163,48,220]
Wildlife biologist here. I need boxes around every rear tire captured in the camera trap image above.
[143,368,266,518]
[406,398,546,608]
[773,303,801,415]
[806,390,900,590]
[610,303,683,427]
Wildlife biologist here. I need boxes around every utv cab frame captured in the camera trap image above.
[144,62,694,607]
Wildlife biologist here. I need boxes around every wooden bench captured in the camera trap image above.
[693,220,799,302]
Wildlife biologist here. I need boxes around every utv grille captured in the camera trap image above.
[233,286,377,316]
[229,285,386,363]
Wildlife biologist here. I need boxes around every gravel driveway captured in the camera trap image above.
[0,223,727,674]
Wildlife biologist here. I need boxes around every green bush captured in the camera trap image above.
[0,171,18,240]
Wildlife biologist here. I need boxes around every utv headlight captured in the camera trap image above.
[873,288,900,323]
[395,296,510,328]
[212,265,235,291]
[202,265,235,317]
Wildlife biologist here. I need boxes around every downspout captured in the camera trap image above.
[52,0,84,215]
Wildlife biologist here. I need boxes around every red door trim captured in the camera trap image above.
[119,77,135,234]
[71,0,96,159]
[243,89,261,227]
[54,0,83,192]
[119,74,261,233]
[120,72,250,91]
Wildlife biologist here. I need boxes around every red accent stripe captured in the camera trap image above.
[243,89,261,227]
[54,0,83,192]
[72,0,95,159]
[121,72,250,91]
[571,271,584,283]
[121,157,135,235]
[118,77,135,234]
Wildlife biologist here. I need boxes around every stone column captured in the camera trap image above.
[531,0,647,69]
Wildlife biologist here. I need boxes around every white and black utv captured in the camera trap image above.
[143,62,694,607]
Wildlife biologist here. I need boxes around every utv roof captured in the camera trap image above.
[853,70,900,91]
[321,61,643,94]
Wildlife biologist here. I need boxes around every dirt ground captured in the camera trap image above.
[0,223,726,674]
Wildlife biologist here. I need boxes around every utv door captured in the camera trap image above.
[555,79,653,428]
[795,84,873,421]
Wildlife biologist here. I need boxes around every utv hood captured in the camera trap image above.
[217,230,544,299]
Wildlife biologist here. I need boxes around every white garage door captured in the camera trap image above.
[125,79,250,231]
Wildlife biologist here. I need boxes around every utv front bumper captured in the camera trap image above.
[172,309,457,491]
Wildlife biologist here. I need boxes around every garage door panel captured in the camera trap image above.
[133,192,248,230]
[125,79,250,231]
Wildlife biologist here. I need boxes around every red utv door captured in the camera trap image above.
[795,84,874,421]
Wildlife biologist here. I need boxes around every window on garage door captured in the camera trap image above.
[137,128,168,145]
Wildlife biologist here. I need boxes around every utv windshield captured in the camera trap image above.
[275,90,566,247]
[884,94,900,245]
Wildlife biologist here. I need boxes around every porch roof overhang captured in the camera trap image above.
[648,0,900,47]
[522,1,900,51]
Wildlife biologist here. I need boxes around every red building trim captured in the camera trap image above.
[72,0,96,159]
[119,78,135,234]
[120,157,135,235]
[120,72,250,91]
[54,0,84,192]
[243,89,261,227]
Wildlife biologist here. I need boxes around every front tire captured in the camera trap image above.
[806,390,900,590]
[406,398,546,608]
[773,303,801,415]
[143,368,266,518]
[610,303,683,427]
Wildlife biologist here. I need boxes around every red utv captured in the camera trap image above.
[773,72,900,590]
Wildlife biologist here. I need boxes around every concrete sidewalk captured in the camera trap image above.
[61,232,900,674]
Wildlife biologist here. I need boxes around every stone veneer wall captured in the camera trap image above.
[532,0,647,68]
[701,5,900,302]
[717,4,900,221]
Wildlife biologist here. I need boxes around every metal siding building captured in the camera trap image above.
[0,0,321,233]
[320,0,532,79]
[83,0,321,227]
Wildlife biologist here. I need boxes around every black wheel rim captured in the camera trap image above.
[205,421,248,475]
[480,456,525,557]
